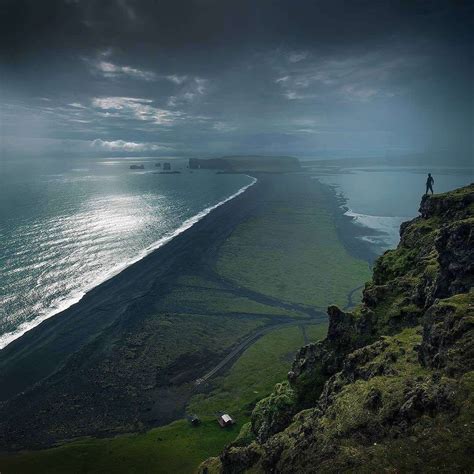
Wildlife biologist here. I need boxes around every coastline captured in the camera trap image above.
[322,182,379,265]
[0,175,260,401]
[309,163,474,254]
[0,171,372,451]
[0,176,257,350]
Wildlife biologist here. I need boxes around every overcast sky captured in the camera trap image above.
[0,0,472,159]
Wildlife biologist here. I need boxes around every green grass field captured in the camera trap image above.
[189,323,328,417]
[0,420,239,474]
[157,274,305,318]
[0,323,327,474]
[216,203,370,308]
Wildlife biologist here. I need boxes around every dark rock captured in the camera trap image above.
[220,444,262,474]
[432,220,474,300]
[398,379,457,422]
[419,294,474,376]
[365,387,383,411]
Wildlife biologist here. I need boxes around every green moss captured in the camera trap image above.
[232,422,255,447]
[421,290,474,375]
[197,456,222,474]
[425,183,474,208]
[270,327,469,472]
[251,382,299,441]
[424,261,439,279]
[373,214,442,287]
[435,291,474,312]
[333,371,474,473]
[253,382,297,417]
[292,362,329,406]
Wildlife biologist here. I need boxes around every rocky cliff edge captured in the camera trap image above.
[199,184,474,473]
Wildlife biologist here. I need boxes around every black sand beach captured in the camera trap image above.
[0,172,373,450]
[0,177,262,401]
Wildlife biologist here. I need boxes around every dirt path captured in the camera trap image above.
[194,320,323,386]
[203,269,325,318]
[344,285,364,310]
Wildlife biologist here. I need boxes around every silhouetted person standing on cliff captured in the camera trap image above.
[425,173,434,195]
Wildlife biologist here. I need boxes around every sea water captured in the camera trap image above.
[0,156,254,349]
[312,165,473,253]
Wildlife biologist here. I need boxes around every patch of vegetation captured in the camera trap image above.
[0,419,240,474]
[0,323,327,474]
[110,311,266,374]
[231,422,255,447]
[216,202,370,309]
[319,328,426,435]
[188,323,327,418]
[157,274,305,318]
[251,381,298,442]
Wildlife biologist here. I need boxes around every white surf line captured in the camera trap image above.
[0,175,258,350]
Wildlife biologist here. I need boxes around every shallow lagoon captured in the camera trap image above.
[313,165,473,252]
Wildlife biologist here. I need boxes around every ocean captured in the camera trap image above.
[0,156,254,349]
[2,157,471,350]
[311,164,473,253]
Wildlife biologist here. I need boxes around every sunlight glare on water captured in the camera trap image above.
[0,157,253,348]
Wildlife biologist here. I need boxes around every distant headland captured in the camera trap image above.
[189,155,301,173]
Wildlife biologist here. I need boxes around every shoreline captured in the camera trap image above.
[0,176,257,351]
[313,175,410,262]
[0,172,373,398]
[0,171,372,450]
[0,175,262,401]
[321,182,379,266]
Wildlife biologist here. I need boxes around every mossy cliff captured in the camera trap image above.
[199,184,474,473]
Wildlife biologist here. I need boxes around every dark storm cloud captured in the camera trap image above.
[0,0,472,158]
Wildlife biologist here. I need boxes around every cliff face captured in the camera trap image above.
[200,184,474,473]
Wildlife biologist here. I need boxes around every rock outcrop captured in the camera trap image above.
[199,184,474,473]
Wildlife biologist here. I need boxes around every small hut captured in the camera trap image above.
[187,414,201,426]
[217,413,235,428]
